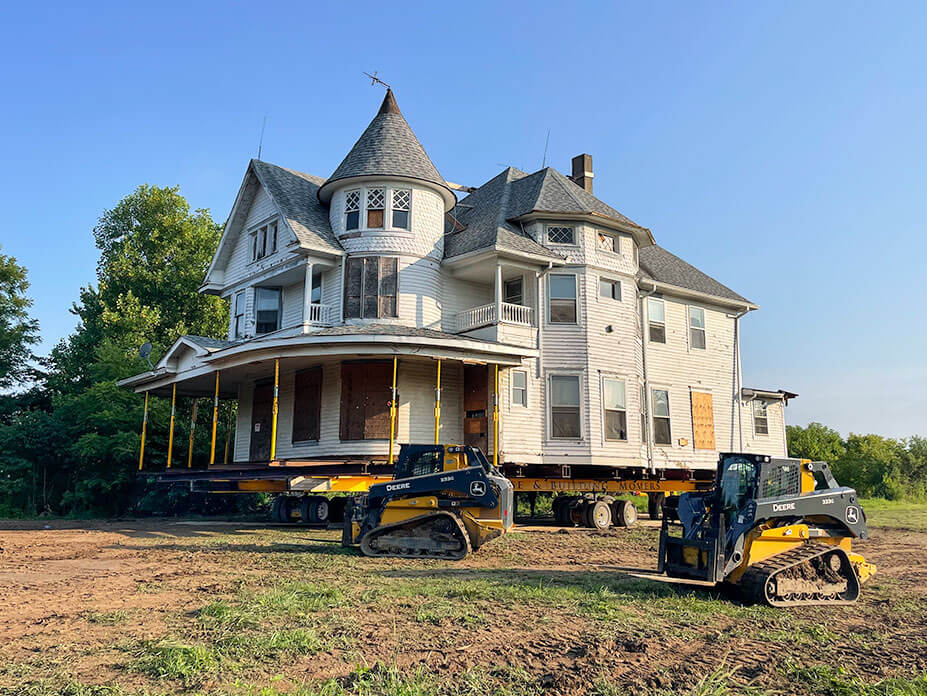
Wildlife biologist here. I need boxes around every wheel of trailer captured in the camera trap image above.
[303,496,330,524]
[271,496,285,523]
[568,499,586,527]
[552,496,566,523]
[613,499,638,527]
[585,500,613,530]
[275,496,295,523]
[648,492,665,520]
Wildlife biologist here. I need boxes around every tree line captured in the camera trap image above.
[0,184,924,516]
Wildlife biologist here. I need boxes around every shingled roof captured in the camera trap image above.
[250,160,341,254]
[639,245,753,305]
[317,90,454,208]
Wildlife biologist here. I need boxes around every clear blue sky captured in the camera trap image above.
[1,2,924,437]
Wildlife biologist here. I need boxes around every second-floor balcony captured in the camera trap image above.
[302,303,337,328]
[456,302,535,333]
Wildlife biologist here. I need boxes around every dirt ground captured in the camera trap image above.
[0,517,925,695]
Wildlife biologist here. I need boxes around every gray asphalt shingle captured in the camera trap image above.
[639,245,751,304]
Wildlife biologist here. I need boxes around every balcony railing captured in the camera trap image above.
[303,303,336,327]
[456,302,535,333]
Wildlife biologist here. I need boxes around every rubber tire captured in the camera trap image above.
[613,499,638,527]
[299,496,311,524]
[568,499,586,527]
[271,496,285,523]
[552,496,566,524]
[585,500,613,530]
[648,492,665,520]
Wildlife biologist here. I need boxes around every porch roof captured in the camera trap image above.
[117,324,536,397]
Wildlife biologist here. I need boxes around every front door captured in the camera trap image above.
[463,364,488,454]
[249,382,273,462]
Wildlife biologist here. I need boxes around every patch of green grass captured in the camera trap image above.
[787,662,927,696]
[593,662,762,696]
[132,641,219,686]
[81,610,130,626]
[859,498,927,532]
[413,599,486,628]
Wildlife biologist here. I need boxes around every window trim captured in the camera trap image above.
[511,369,528,408]
[365,187,386,229]
[233,291,246,339]
[546,225,576,246]
[547,272,578,325]
[254,286,282,335]
[601,375,628,442]
[344,189,361,231]
[651,387,672,446]
[596,230,619,254]
[648,297,666,344]
[688,305,706,351]
[598,277,621,302]
[547,371,583,441]
[390,188,412,230]
[753,399,769,437]
[248,217,279,263]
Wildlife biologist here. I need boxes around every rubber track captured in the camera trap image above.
[740,542,860,607]
[359,511,472,560]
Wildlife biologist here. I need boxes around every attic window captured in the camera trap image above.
[345,190,360,231]
[251,220,277,261]
[547,226,575,245]
[366,188,385,228]
[597,231,617,252]
[391,189,411,230]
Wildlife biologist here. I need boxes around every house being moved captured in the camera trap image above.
[120,89,795,475]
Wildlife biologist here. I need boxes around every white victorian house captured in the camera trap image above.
[120,89,794,475]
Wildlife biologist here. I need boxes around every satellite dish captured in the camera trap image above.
[138,342,153,369]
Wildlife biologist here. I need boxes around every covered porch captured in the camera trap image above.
[119,328,535,471]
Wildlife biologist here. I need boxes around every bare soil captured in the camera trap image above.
[0,518,924,695]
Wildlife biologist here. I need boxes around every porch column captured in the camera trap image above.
[209,371,220,465]
[186,399,198,468]
[495,261,503,323]
[302,260,314,327]
[137,391,149,471]
[434,359,442,444]
[270,359,280,461]
[166,383,177,468]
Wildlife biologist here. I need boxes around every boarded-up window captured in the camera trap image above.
[292,367,322,442]
[340,362,392,440]
[366,188,385,228]
[691,391,716,450]
[343,257,398,319]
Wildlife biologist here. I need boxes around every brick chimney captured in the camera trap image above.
[571,153,594,193]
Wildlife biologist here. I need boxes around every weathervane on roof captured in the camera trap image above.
[363,71,391,90]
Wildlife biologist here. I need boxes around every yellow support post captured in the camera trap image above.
[186,399,198,468]
[209,370,220,466]
[388,355,398,465]
[493,364,500,467]
[166,383,177,468]
[433,359,442,444]
[270,359,279,462]
[137,391,149,471]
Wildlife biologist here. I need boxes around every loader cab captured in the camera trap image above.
[392,444,494,480]
[718,455,758,529]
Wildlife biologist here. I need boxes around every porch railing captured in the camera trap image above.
[455,302,535,333]
[303,303,336,327]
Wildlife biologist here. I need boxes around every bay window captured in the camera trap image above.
[344,256,398,319]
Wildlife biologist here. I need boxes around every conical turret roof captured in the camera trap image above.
[318,90,455,209]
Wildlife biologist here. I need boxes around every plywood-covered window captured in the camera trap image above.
[689,306,706,350]
[550,374,581,439]
[602,378,627,441]
[292,366,322,442]
[340,362,392,441]
[753,400,769,436]
[548,274,577,324]
[366,188,385,228]
[345,190,361,231]
[344,257,398,319]
[652,388,672,445]
[691,391,716,450]
[648,298,666,344]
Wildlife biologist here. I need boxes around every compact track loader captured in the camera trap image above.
[659,453,876,606]
[342,444,514,560]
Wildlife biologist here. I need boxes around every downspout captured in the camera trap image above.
[639,280,658,473]
[731,308,750,452]
[536,261,553,379]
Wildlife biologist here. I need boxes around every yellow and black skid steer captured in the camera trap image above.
[659,453,876,607]
[342,444,514,560]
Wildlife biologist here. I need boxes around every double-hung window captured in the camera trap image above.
[689,306,706,350]
[599,278,621,301]
[504,278,523,305]
[344,256,399,319]
[550,374,581,439]
[548,274,577,323]
[648,298,666,343]
[391,189,411,230]
[254,287,282,334]
[753,400,769,435]
[366,188,385,228]
[345,190,361,231]
[511,370,527,407]
[547,226,575,245]
[652,388,672,445]
[602,378,627,441]
[233,292,245,339]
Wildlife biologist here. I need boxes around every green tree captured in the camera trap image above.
[786,422,846,463]
[837,433,906,499]
[0,247,40,389]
